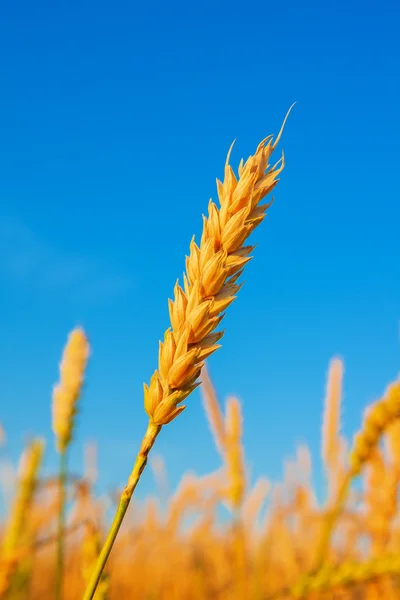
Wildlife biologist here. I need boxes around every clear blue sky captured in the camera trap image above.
[1,0,399,507]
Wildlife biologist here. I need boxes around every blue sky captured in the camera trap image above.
[1,0,399,509]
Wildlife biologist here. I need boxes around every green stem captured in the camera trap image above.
[82,422,161,600]
[56,450,67,600]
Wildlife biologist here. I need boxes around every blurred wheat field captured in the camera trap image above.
[2,122,400,599]
[2,358,400,599]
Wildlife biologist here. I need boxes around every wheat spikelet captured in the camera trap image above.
[143,110,292,428]
[52,327,90,453]
[0,439,45,598]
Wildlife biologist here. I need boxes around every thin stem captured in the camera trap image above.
[312,471,352,573]
[82,422,161,600]
[56,449,67,600]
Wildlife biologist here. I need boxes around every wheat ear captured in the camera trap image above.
[52,327,90,600]
[0,439,44,599]
[83,108,292,600]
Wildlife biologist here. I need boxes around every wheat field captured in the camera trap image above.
[2,358,400,599]
[2,119,400,599]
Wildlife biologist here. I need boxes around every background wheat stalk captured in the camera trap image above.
[0,439,45,598]
[200,369,247,597]
[282,377,400,600]
[82,109,292,600]
[52,327,90,600]
[314,379,400,571]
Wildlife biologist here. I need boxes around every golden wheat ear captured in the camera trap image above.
[52,327,90,453]
[144,107,294,427]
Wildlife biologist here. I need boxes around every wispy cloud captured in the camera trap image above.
[0,216,132,301]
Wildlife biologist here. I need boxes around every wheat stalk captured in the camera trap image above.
[224,396,246,513]
[52,327,90,600]
[201,368,246,511]
[82,108,292,600]
[266,377,400,600]
[321,357,344,501]
[309,378,400,576]
[200,370,247,596]
[0,439,44,598]
[200,365,226,457]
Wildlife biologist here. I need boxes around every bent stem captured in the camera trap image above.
[56,450,67,600]
[82,422,161,600]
